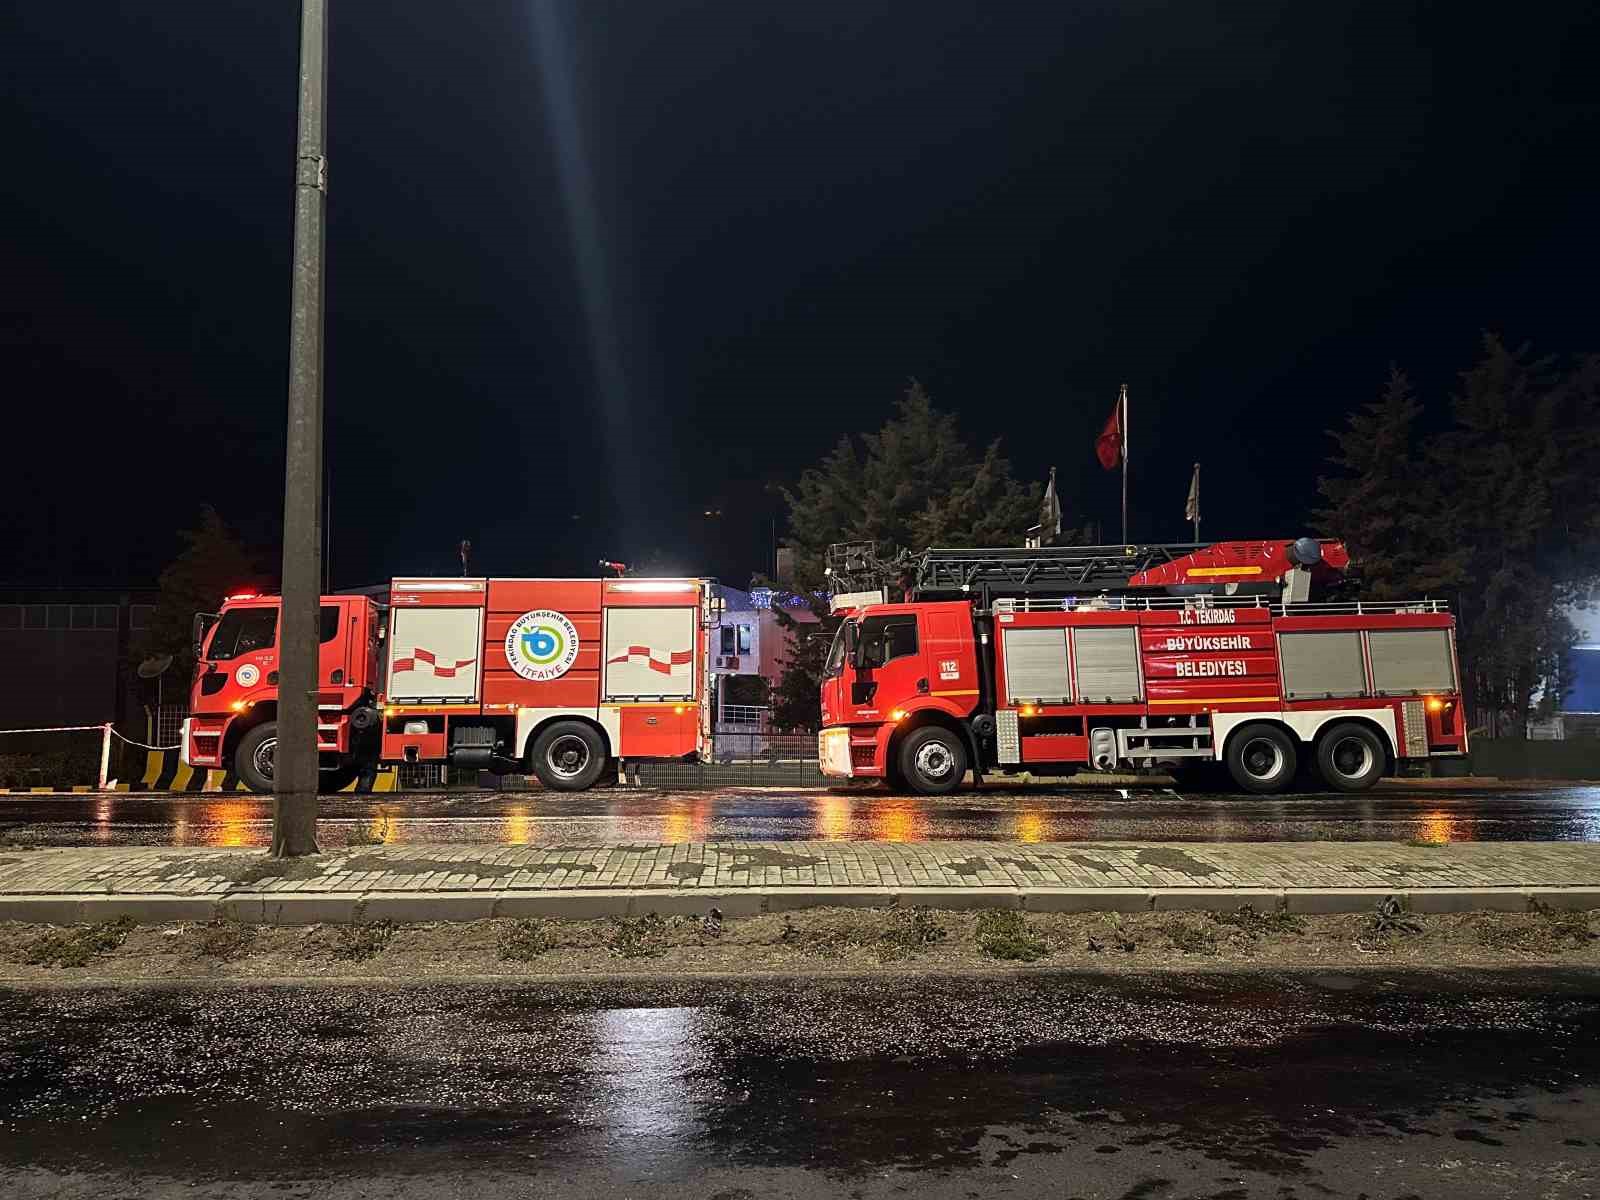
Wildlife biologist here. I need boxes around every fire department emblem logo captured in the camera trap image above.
[505,610,580,681]
[235,664,260,687]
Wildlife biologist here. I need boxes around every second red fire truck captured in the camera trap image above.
[818,538,1466,794]
[182,576,714,792]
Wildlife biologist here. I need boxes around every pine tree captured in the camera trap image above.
[136,507,261,680]
[1432,336,1591,736]
[1314,367,1467,599]
[768,381,1057,729]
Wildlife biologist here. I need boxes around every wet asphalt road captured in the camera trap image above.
[2,784,1599,847]
[2,970,1597,1198]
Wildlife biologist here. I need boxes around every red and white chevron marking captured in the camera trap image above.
[606,646,693,675]
[392,648,478,678]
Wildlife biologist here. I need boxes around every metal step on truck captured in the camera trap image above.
[817,537,1466,794]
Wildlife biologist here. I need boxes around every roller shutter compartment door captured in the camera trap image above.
[387,608,482,703]
[1073,627,1142,702]
[604,607,696,699]
[1369,629,1455,695]
[1279,631,1366,699]
[1003,627,1070,703]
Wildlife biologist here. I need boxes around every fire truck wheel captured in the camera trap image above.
[236,721,278,794]
[530,721,607,792]
[1315,722,1386,792]
[1224,723,1297,794]
[898,726,967,796]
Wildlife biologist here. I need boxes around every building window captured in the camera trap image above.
[130,605,155,631]
[720,624,753,656]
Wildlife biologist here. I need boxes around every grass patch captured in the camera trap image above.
[1356,896,1425,953]
[1086,913,1141,953]
[332,920,397,961]
[1473,901,1597,955]
[1161,914,1219,955]
[498,918,556,962]
[23,918,135,968]
[779,907,949,962]
[607,913,680,958]
[189,918,258,962]
[975,909,1050,962]
[343,814,392,848]
[1211,903,1305,939]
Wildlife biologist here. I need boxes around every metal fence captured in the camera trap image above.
[628,732,825,788]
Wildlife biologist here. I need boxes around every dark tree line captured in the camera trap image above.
[767,382,1077,730]
[1317,335,1600,737]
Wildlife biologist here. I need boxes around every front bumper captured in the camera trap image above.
[819,727,852,779]
[178,718,193,767]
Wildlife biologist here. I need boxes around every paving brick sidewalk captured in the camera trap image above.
[1,840,1597,899]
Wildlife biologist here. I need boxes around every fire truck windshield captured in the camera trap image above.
[823,619,852,678]
[206,608,277,661]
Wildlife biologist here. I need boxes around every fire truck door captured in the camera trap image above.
[854,613,923,714]
[386,607,483,703]
[604,607,696,699]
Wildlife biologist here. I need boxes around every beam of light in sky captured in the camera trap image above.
[528,0,642,546]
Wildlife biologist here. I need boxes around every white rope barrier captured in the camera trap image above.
[0,723,182,788]
[109,729,182,752]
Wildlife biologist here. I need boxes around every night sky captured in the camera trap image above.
[5,2,1596,591]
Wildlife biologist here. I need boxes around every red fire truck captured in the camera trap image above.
[181,577,714,792]
[817,538,1467,794]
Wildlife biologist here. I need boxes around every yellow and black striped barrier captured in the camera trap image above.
[2,745,397,794]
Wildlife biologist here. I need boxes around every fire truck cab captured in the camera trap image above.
[818,539,1467,795]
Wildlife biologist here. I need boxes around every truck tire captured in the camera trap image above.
[530,720,607,792]
[898,725,967,796]
[1315,722,1386,792]
[236,722,278,793]
[1224,723,1297,794]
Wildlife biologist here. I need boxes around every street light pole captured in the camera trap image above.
[273,0,328,857]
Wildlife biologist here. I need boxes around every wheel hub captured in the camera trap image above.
[1241,737,1282,780]
[548,735,589,779]
[1331,735,1373,779]
[914,741,953,779]
[253,737,276,781]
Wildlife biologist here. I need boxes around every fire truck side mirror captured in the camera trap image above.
[844,621,861,667]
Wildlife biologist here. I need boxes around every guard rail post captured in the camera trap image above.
[98,722,112,791]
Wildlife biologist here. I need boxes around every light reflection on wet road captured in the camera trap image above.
[0,972,1596,1197]
[2,785,1600,847]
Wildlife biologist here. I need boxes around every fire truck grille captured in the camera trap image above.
[996,709,1020,764]
[1401,700,1428,758]
[850,743,877,769]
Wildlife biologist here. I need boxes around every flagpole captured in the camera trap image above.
[1193,462,1201,543]
[1119,383,1129,545]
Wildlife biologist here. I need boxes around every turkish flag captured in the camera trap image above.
[1095,395,1122,470]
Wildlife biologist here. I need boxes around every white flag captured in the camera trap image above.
[1184,463,1201,524]
[1040,467,1061,537]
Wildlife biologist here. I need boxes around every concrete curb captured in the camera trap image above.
[3,885,1600,925]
